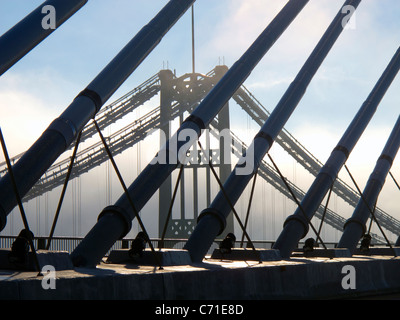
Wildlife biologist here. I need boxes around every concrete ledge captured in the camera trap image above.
[211,248,282,261]
[106,249,192,266]
[2,256,400,299]
[353,247,400,256]
[0,249,73,271]
[292,248,351,258]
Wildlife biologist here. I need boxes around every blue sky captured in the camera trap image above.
[0,1,399,156]
[0,0,399,238]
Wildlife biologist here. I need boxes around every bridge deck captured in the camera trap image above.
[1,253,400,300]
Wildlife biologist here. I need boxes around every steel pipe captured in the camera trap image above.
[71,0,309,267]
[338,115,400,253]
[0,0,87,76]
[184,0,362,263]
[0,0,197,231]
[274,46,400,258]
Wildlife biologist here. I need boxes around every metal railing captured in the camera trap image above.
[0,235,343,255]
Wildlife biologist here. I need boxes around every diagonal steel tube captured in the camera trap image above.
[338,115,400,254]
[0,0,87,76]
[274,47,400,258]
[0,0,196,231]
[71,0,310,267]
[184,0,362,262]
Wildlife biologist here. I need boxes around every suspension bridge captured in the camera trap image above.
[0,0,400,300]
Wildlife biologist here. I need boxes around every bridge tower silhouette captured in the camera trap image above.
[1,0,400,300]
[158,66,233,239]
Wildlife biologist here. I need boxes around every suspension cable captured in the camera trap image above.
[93,119,163,269]
[389,171,400,191]
[267,153,327,250]
[315,182,334,246]
[344,164,395,257]
[367,200,378,235]
[0,128,41,275]
[197,140,260,262]
[159,163,184,249]
[47,131,82,250]
[240,169,258,248]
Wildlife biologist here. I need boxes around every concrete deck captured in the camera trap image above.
[1,250,400,300]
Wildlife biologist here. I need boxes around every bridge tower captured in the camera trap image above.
[158,66,233,239]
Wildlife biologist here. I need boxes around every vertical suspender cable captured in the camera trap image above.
[0,0,198,232]
[185,0,362,262]
[338,115,400,254]
[71,0,310,267]
[0,128,41,274]
[274,47,400,258]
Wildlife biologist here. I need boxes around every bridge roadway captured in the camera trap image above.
[1,249,400,300]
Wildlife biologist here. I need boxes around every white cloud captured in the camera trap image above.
[1,0,399,238]
[199,0,340,63]
[290,121,341,162]
[246,75,293,90]
[0,89,55,157]
[291,121,396,167]
[0,68,72,157]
